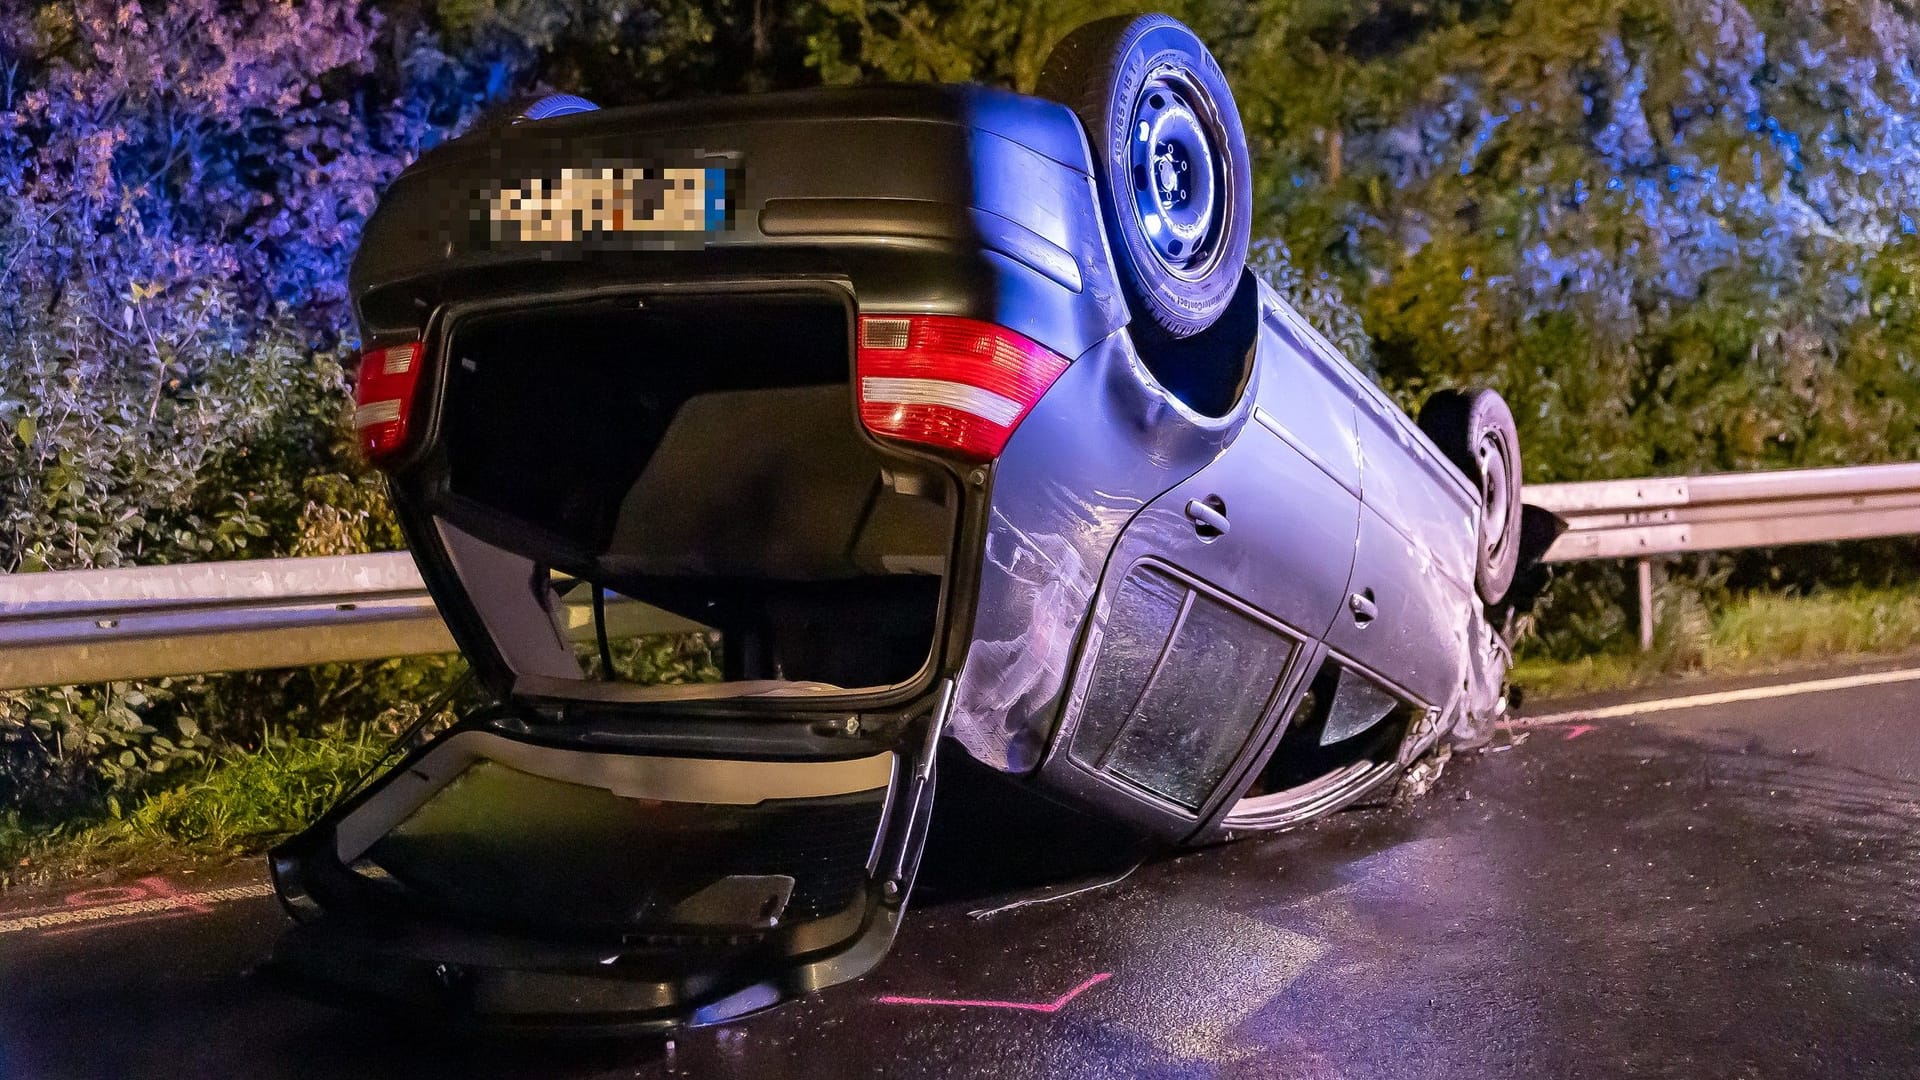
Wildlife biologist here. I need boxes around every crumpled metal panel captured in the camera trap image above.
[951,519,1108,771]
[943,275,1499,789]
[948,332,1237,772]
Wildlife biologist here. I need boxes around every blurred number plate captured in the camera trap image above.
[487,165,729,242]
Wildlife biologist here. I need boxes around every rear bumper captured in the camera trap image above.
[268,684,949,1030]
[266,900,903,1034]
[350,84,1126,367]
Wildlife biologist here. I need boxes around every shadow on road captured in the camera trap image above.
[913,746,1151,906]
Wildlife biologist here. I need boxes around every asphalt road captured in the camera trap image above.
[4,664,1920,1079]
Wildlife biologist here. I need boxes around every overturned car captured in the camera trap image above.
[270,15,1558,1030]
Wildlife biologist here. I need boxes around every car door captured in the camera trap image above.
[1054,313,1362,821]
[1276,309,1479,709]
[1329,403,1478,708]
[1149,319,1362,637]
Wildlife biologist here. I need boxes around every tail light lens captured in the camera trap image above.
[855,315,1070,461]
[352,342,426,463]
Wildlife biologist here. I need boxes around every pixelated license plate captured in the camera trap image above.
[485,163,730,243]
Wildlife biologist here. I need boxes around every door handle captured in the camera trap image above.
[1349,588,1377,625]
[1185,496,1230,539]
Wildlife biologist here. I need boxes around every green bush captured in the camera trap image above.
[1512,581,1920,698]
[0,313,434,819]
[0,0,466,826]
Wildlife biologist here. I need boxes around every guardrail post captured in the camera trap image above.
[1636,557,1656,652]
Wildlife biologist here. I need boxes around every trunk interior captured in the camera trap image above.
[428,288,957,699]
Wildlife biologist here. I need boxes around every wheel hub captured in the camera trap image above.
[1129,69,1226,280]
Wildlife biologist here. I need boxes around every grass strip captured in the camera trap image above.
[1513,584,1920,699]
[2,730,387,889]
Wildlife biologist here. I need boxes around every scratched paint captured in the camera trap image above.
[945,333,1230,773]
[951,522,1104,772]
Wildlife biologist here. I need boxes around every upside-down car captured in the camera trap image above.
[270,14,1560,1030]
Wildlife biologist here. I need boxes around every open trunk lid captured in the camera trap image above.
[270,283,969,1027]
[269,685,948,1030]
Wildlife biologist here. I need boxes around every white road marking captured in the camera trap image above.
[0,883,273,936]
[1507,666,1920,728]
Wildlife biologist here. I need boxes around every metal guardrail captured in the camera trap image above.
[1530,462,1920,562]
[0,553,697,691]
[1528,462,1920,649]
[0,554,447,691]
[1,462,1915,689]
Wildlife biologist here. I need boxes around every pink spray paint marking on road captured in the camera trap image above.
[59,885,148,909]
[876,972,1111,1013]
[31,876,214,920]
[0,876,271,938]
[28,876,218,938]
[1563,724,1595,740]
[133,876,216,914]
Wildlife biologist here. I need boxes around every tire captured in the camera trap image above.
[1038,15,1252,340]
[1418,388,1523,605]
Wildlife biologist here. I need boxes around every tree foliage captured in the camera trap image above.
[807,0,1920,482]
[4,0,1920,815]
[1238,0,1920,481]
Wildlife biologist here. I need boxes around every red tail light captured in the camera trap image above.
[855,315,1070,461]
[352,342,426,463]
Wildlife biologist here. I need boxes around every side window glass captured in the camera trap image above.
[1242,660,1429,797]
[1071,564,1300,811]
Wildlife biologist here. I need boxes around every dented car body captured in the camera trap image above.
[270,82,1542,1030]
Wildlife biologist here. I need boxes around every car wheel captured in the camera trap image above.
[1418,388,1523,605]
[1038,15,1252,341]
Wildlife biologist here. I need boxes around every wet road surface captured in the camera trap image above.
[4,666,1919,1079]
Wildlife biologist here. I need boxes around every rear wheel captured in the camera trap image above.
[1038,15,1252,340]
[1419,388,1523,605]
